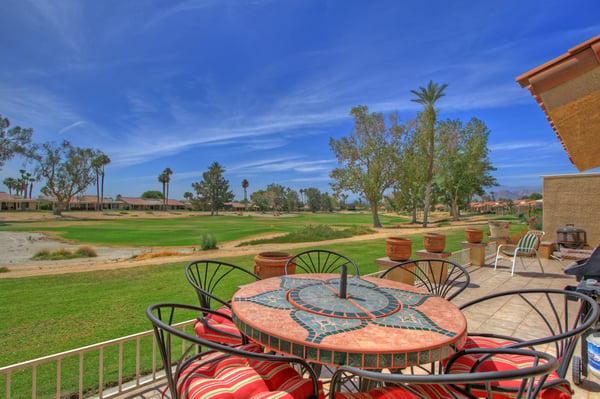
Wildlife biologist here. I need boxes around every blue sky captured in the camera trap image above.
[1,0,599,201]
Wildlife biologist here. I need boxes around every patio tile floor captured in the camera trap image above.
[121,256,600,399]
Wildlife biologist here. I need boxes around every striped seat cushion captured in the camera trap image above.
[445,336,573,399]
[194,306,243,345]
[333,383,466,398]
[177,343,324,398]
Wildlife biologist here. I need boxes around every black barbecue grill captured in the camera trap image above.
[564,245,600,384]
[556,224,587,250]
[564,246,600,281]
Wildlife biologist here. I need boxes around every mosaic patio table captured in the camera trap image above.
[231,273,467,369]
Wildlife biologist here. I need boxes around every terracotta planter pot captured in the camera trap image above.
[465,228,484,243]
[386,237,412,261]
[423,233,446,253]
[254,251,294,279]
[488,220,511,239]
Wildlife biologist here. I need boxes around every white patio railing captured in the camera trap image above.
[0,320,195,399]
[1,245,493,399]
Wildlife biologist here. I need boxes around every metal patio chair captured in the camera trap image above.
[379,259,470,301]
[185,259,261,344]
[330,347,558,399]
[285,249,360,275]
[147,303,322,399]
[451,288,600,398]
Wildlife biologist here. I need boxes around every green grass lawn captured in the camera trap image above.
[0,212,408,246]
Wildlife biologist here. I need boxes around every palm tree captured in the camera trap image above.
[158,172,168,210]
[3,177,17,195]
[410,80,448,228]
[241,179,249,210]
[92,153,111,210]
[162,167,173,211]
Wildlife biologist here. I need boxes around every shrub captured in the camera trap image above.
[200,233,218,250]
[33,248,52,259]
[32,247,98,260]
[76,246,98,258]
[0,267,9,273]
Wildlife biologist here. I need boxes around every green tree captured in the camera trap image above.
[266,183,286,213]
[436,118,497,220]
[33,141,98,215]
[92,152,111,210]
[0,115,33,170]
[192,162,234,216]
[410,80,448,227]
[329,105,408,227]
[250,189,270,211]
[320,192,333,212]
[284,187,299,212]
[141,190,163,199]
[303,187,322,212]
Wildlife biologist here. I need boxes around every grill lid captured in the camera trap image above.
[557,224,586,233]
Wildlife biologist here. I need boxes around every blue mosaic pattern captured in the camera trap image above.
[233,276,456,342]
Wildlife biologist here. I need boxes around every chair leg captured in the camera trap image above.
[494,247,502,271]
[535,252,545,274]
[511,254,517,275]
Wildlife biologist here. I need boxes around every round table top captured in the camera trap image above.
[231,274,467,369]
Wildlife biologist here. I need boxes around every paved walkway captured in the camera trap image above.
[122,255,600,399]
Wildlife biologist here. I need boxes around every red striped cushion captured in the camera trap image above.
[333,383,463,398]
[445,337,573,399]
[177,343,323,398]
[194,309,243,345]
[334,387,419,398]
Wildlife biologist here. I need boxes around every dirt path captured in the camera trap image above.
[0,212,492,278]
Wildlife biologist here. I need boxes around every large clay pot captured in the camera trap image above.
[465,228,484,243]
[254,251,294,279]
[386,237,412,261]
[488,220,511,239]
[423,233,446,253]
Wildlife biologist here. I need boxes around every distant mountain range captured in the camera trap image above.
[478,186,543,201]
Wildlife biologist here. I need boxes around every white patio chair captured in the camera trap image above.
[494,230,545,275]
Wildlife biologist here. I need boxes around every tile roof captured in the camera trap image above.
[516,35,600,172]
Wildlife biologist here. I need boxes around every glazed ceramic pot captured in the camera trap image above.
[423,233,446,253]
[385,237,412,261]
[254,251,295,278]
[465,228,484,243]
[488,220,511,239]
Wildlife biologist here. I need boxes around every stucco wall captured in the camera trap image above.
[543,173,600,248]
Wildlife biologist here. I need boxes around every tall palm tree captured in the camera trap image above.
[3,177,17,195]
[92,153,111,210]
[410,80,448,228]
[158,172,168,210]
[162,167,173,211]
[241,179,249,210]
